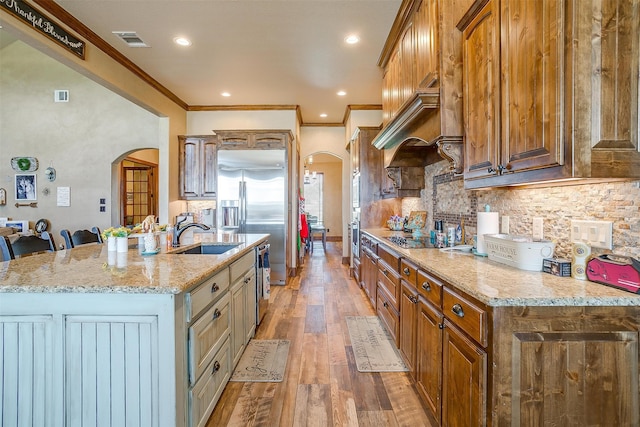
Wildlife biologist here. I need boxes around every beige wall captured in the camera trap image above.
[0,41,162,240]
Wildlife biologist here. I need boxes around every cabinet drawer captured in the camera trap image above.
[230,250,256,283]
[377,284,399,347]
[189,338,231,427]
[378,244,400,272]
[417,269,443,309]
[187,268,230,322]
[188,292,230,385]
[443,287,488,347]
[400,258,418,287]
[378,264,400,310]
[251,132,287,148]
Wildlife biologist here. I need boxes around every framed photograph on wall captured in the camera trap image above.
[15,173,37,201]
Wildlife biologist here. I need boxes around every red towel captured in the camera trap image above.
[300,214,309,239]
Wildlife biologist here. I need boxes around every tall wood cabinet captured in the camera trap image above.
[178,136,217,200]
[459,0,640,188]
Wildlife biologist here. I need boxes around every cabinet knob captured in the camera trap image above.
[410,295,419,304]
[382,269,388,276]
[403,267,410,276]
[451,303,465,318]
[421,282,431,292]
[212,308,221,320]
[488,164,510,175]
[244,277,251,284]
[212,361,221,374]
[211,283,219,293]
[383,301,388,308]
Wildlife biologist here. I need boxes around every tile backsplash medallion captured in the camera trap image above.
[403,161,640,259]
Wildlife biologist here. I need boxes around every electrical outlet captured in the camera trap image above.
[532,217,544,241]
[501,216,510,234]
[570,220,613,249]
[99,206,106,212]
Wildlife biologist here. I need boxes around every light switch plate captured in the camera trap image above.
[532,217,543,241]
[501,216,510,234]
[570,220,613,249]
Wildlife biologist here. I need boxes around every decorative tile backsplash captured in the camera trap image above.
[403,161,640,259]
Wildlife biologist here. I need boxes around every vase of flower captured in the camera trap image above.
[102,226,131,252]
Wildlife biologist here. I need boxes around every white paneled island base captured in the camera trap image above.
[0,232,268,427]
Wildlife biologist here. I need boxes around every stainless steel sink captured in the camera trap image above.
[174,244,241,255]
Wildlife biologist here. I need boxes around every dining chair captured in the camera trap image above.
[60,227,102,249]
[0,231,56,261]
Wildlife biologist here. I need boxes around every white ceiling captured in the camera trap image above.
[41,0,401,124]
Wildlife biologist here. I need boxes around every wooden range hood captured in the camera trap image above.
[372,87,463,197]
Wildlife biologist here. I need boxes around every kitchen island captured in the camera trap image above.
[0,232,268,427]
[360,228,640,427]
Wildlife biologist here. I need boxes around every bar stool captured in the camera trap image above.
[60,227,102,249]
[0,231,56,261]
[307,215,327,252]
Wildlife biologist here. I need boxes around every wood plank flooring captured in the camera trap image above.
[207,242,435,426]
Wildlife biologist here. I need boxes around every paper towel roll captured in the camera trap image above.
[476,212,500,255]
[571,241,591,280]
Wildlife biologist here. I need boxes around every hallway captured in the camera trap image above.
[207,242,434,426]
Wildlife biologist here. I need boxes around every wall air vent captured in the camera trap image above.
[54,90,69,102]
[112,31,150,48]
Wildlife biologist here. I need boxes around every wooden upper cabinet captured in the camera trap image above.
[381,0,440,126]
[215,130,289,150]
[178,135,217,200]
[460,0,640,188]
[460,0,501,180]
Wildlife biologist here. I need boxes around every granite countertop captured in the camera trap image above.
[363,228,640,307]
[0,233,269,294]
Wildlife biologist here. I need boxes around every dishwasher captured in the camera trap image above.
[256,243,270,325]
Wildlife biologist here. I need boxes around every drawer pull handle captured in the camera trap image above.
[244,277,251,284]
[403,267,410,276]
[212,361,221,374]
[421,282,431,292]
[211,283,219,293]
[451,304,465,318]
[212,308,221,320]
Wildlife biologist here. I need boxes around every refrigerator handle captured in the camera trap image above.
[238,181,244,230]
[242,181,248,230]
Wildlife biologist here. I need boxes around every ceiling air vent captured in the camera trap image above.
[112,31,150,48]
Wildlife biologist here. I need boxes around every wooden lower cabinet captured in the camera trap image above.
[442,319,487,427]
[361,247,378,309]
[416,296,443,423]
[399,280,419,376]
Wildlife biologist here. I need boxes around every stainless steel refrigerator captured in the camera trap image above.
[217,149,287,285]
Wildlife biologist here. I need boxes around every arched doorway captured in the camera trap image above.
[302,152,342,250]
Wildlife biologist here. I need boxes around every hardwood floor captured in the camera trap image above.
[207,242,435,426]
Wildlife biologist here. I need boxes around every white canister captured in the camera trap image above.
[116,237,129,253]
[107,236,117,252]
[447,227,456,247]
[571,241,591,280]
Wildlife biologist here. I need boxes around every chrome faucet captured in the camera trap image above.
[173,220,211,247]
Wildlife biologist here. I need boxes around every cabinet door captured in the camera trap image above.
[461,0,501,180]
[414,0,439,88]
[1,316,57,427]
[251,132,286,149]
[179,138,201,199]
[217,132,250,148]
[201,139,217,198]
[500,0,563,173]
[230,281,246,369]
[442,320,487,427]
[416,298,443,424]
[399,281,418,376]
[243,270,257,342]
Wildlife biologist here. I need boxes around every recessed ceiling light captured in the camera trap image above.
[221,92,231,97]
[173,37,191,46]
[337,91,347,96]
[345,34,359,44]
[320,113,328,118]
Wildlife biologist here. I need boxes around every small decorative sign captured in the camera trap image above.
[0,0,85,59]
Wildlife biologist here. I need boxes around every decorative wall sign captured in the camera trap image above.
[15,173,37,201]
[0,188,6,205]
[0,0,85,59]
[11,157,38,172]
